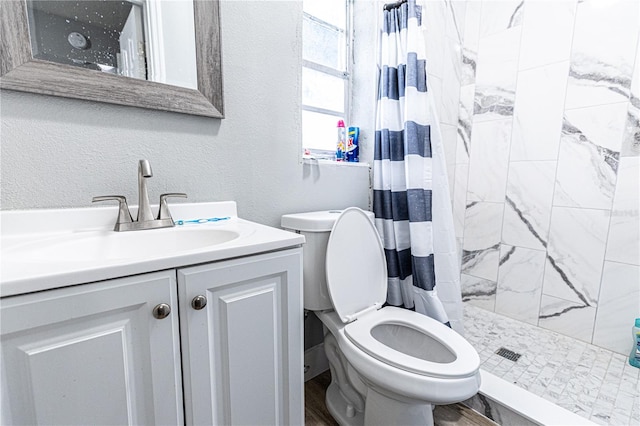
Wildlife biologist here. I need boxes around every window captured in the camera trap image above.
[302,0,351,156]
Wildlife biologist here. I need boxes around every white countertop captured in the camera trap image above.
[1,202,305,297]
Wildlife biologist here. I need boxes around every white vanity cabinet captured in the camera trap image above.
[1,248,303,426]
[178,248,303,425]
[0,271,184,425]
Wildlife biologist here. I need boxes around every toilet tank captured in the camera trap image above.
[281,209,375,311]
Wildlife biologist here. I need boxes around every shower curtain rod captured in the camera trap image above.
[383,0,407,11]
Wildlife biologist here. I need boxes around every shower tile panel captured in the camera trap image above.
[428,75,444,127]
[592,262,640,354]
[460,273,496,311]
[456,237,464,270]
[460,0,480,87]
[459,0,480,86]
[509,61,569,162]
[452,164,469,238]
[517,0,576,71]
[445,1,466,43]
[467,118,512,202]
[478,0,523,38]
[473,60,517,122]
[461,243,500,283]
[543,206,610,306]
[477,26,522,65]
[495,245,545,324]
[447,166,456,204]
[423,5,446,80]
[605,156,640,265]
[538,294,597,343]
[621,96,640,157]
[553,103,627,210]
[461,0,481,50]
[565,0,640,110]
[462,201,504,281]
[441,41,462,127]
[460,46,478,87]
[501,161,555,250]
[441,123,458,166]
[456,84,474,164]
[621,36,640,157]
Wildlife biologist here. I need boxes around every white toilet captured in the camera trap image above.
[282,207,481,426]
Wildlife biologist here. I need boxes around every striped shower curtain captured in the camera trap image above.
[373,0,463,331]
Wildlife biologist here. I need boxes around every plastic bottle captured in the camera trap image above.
[630,318,640,368]
[336,120,346,161]
[346,126,360,162]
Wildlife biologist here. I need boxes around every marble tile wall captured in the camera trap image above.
[421,0,467,198]
[453,0,640,355]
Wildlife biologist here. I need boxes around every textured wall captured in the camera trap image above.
[453,0,640,355]
[1,1,370,227]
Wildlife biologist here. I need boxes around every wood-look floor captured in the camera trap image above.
[304,371,498,426]
[305,370,338,425]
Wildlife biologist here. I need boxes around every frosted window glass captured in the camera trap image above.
[303,111,342,152]
[303,0,346,30]
[302,68,345,113]
[303,16,345,71]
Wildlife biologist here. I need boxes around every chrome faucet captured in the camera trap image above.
[137,159,154,223]
[92,160,187,231]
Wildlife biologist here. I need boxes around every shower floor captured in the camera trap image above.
[463,304,639,425]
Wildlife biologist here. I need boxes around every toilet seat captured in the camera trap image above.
[325,208,480,380]
[344,307,479,379]
[325,208,387,324]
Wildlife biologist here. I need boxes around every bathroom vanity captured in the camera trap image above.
[0,202,304,425]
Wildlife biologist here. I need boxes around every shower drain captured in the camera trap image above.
[495,347,521,362]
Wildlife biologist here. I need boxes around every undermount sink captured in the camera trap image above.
[6,227,241,263]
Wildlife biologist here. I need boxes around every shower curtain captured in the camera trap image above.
[373,0,464,332]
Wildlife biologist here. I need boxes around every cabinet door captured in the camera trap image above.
[178,249,303,426]
[0,271,183,425]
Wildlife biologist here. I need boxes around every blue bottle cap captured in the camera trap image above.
[635,318,640,327]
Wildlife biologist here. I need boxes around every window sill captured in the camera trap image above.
[302,157,370,168]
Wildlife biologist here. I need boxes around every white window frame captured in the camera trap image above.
[302,0,353,158]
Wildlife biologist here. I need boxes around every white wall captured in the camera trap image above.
[0,0,370,227]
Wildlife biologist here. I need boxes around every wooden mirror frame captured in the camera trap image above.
[0,0,224,118]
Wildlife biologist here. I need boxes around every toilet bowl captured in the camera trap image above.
[281,207,480,425]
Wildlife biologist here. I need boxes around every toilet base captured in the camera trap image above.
[325,379,436,426]
[364,387,434,426]
[325,382,365,426]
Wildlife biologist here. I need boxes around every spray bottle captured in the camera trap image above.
[336,120,346,161]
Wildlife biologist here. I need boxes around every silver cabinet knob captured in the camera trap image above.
[152,303,171,319]
[191,295,207,310]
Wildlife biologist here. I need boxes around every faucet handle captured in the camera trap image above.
[92,195,133,227]
[158,193,188,221]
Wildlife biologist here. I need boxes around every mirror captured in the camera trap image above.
[1,0,223,118]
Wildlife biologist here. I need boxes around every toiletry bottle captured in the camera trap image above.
[630,318,640,368]
[346,126,360,162]
[336,120,346,161]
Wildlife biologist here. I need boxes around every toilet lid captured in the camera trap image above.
[325,208,387,323]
